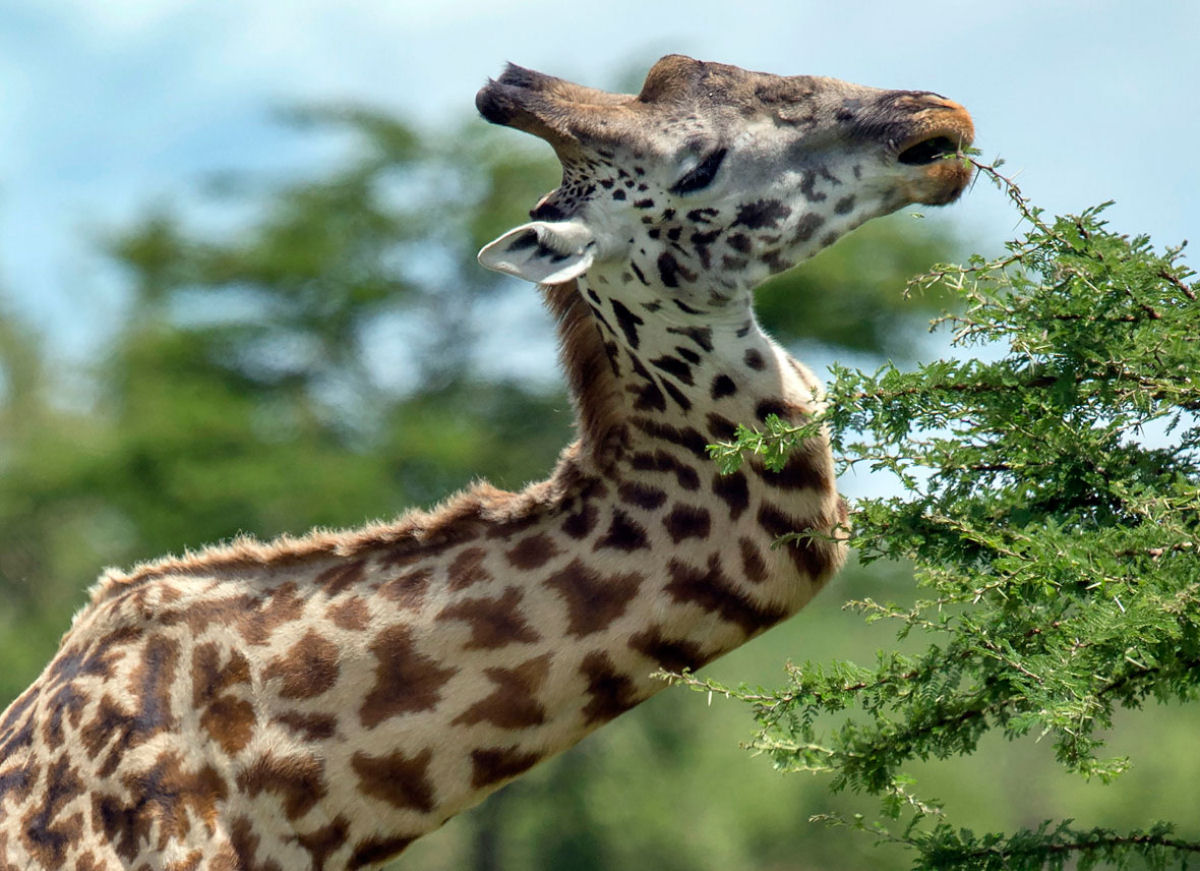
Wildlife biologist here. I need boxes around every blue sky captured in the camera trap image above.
[2,0,1197,359]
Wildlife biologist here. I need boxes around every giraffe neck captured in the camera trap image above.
[293,269,847,854]
[0,274,845,871]
[553,266,827,468]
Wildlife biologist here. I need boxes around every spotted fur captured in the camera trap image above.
[0,55,973,870]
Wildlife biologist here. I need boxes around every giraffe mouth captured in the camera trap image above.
[898,135,959,166]
[895,95,975,168]
[894,107,975,204]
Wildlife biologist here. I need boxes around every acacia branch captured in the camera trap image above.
[926,830,1200,866]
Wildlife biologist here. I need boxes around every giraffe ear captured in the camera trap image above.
[478,220,596,285]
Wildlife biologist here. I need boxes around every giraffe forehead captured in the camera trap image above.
[604,88,878,161]
[637,56,864,122]
[480,54,932,161]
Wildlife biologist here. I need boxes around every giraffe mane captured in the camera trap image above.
[92,284,616,601]
[542,279,625,459]
[91,462,585,602]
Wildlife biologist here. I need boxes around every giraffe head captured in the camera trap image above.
[478,55,973,300]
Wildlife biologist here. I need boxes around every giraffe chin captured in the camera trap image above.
[912,157,976,206]
[894,134,976,206]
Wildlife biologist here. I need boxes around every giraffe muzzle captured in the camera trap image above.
[897,135,960,166]
[894,99,975,205]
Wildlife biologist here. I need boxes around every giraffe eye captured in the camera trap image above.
[669,148,728,195]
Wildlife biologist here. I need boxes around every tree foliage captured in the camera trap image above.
[692,160,1200,870]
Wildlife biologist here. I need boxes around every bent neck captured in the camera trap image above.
[547,267,825,471]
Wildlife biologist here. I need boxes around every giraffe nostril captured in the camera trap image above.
[898,135,957,166]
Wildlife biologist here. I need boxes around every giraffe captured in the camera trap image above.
[0,55,973,870]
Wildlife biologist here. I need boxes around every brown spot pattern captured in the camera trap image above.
[649,353,695,386]
[469,746,541,789]
[360,625,458,728]
[128,634,180,740]
[240,583,305,646]
[739,537,769,583]
[618,479,668,510]
[79,635,187,778]
[36,627,136,745]
[293,816,350,871]
[263,630,340,700]
[486,512,541,541]
[94,751,228,864]
[75,849,108,871]
[659,383,690,417]
[166,849,205,871]
[755,452,828,491]
[237,752,326,821]
[200,694,256,756]
[732,198,791,229]
[379,523,478,570]
[755,398,791,422]
[349,836,416,869]
[706,412,737,442]
[545,559,644,637]
[630,449,701,491]
[437,587,542,650]
[629,626,707,673]
[505,533,561,569]
[274,711,339,742]
[610,298,645,348]
[328,596,370,631]
[352,747,436,813]
[447,547,491,591]
[227,814,282,871]
[79,696,126,773]
[663,504,712,543]
[626,351,666,409]
[757,502,831,577]
[19,755,82,868]
[705,374,734,403]
[0,688,37,760]
[593,508,650,552]
[314,559,366,596]
[727,232,752,252]
[191,643,251,708]
[377,568,431,609]
[561,501,600,539]
[451,654,551,729]
[666,555,789,634]
[666,324,714,352]
[711,469,750,520]
[632,417,709,459]
[160,594,256,637]
[793,211,826,241]
[579,651,639,725]
[0,745,35,806]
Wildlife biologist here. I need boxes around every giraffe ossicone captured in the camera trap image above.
[0,55,973,870]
